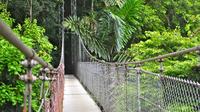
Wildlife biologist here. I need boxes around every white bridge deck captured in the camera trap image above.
[63,75,101,112]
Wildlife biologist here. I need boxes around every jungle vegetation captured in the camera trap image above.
[0,0,200,111]
[64,0,200,81]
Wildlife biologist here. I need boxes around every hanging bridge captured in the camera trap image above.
[0,19,200,112]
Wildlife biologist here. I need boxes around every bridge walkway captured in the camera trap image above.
[63,75,102,112]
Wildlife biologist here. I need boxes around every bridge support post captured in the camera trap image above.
[158,59,164,110]
[20,59,38,112]
[135,64,142,112]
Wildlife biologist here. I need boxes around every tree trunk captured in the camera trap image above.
[30,0,32,21]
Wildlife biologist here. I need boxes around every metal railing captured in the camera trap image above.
[0,19,65,112]
[74,35,200,112]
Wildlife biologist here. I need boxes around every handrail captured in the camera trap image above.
[0,19,54,70]
[126,46,200,65]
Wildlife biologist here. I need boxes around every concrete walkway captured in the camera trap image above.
[63,75,102,112]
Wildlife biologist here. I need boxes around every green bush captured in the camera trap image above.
[167,104,194,112]
[128,30,200,80]
[0,3,53,111]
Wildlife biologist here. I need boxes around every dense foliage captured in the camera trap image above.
[64,0,142,61]
[0,0,199,111]
[125,0,200,81]
[128,31,200,81]
[0,3,53,111]
[65,0,200,81]
[0,0,63,66]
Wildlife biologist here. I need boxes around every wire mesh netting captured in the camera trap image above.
[44,63,64,112]
[73,36,200,112]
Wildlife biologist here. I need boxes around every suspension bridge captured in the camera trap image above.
[0,18,200,112]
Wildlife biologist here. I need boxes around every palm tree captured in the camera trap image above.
[63,0,142,61]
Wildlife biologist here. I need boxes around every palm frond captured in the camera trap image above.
[63,16,110,60]
[118,0,142,21]
[107,11,133,51]
[102,0,125,7]
[63,16,80,33]
[63,0,142,61]
[113,51,133,62]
